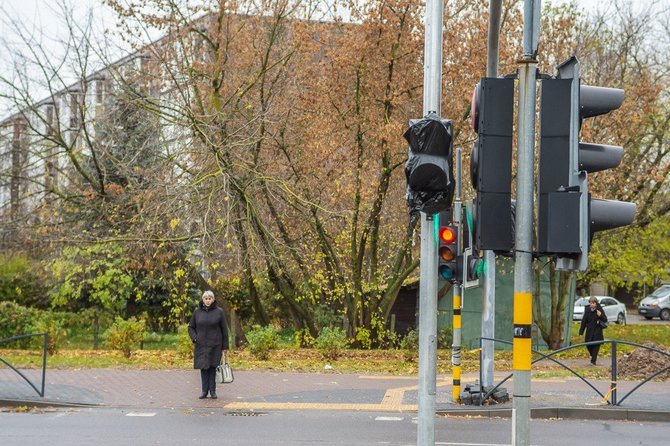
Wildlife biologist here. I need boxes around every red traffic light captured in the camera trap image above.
[439,226,456,244]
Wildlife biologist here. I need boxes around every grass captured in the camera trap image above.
[1,323,668,379]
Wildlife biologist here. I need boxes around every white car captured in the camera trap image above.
[573,296,627,325]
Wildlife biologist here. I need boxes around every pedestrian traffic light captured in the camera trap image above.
[438,222,459,283]
[538,56,636,271]
[461,203,482,288]
[460,247,482,288]
[469,77,514,252]
[404,113,454,215]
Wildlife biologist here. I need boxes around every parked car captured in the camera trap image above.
[573,296,627,325]
[638,285,670,321]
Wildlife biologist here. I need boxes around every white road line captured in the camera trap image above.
[436,443,510,446]
[125,412,156,417]
[374,416,404,421]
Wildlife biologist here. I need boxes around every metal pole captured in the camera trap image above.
[417,215,438,446]
[487,0,502,78]
[452,282,462,401]
[481,0,503,390]
[512,2,540,445]
[616,341,618,406]
[452,149,463,402]
[417,0,443,444]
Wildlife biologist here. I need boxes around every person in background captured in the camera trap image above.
[188,290,229,399]
[579,296,608,365]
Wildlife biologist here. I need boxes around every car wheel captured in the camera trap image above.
[661,309,670,321]
[617,313,626,325]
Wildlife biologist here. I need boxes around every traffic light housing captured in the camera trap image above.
[438,223,459,283]
[469,77,515,253]
[404,113,454,215]
[538,56,636,271]
[461,203,482,288]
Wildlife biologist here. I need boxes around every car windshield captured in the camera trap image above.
[575,298,589,306]
[649,285,670,298]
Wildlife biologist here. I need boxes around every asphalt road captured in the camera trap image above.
[625,314,669,325]
[0,407,667,446]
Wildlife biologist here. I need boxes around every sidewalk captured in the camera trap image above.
[1,366,669,421]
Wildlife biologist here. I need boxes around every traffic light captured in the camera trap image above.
[461,203,482,288]
[438,220,459,283]
[404,113,454,215]
[461,247,481,288]
[538,56,636,271]
[469,77,515,252]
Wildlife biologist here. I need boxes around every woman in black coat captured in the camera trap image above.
[579,296,608,365]
[188,290,229,399]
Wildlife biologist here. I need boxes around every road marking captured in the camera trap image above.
[226,378,461,412]
[375,416,404,421]
[435,443,511,446]
[225,402,417,411]
[359,375,417,380]
[125,412,156,417]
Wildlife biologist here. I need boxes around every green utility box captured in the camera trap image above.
[436,258,574,351]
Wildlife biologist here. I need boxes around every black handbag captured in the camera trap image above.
[598,319,609,329]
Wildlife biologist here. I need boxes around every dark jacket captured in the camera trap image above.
[579,303,608,343]
[188,301,229,369]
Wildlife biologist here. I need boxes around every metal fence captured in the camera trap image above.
[0,333,48,397]
[478,336,670,406]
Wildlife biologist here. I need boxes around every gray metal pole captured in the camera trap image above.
[487,0,502,78]
[417,0,443,444]
[417,215,438,446]
[513,1,541,445]
[451,149,463,402]
[482,0,503,390]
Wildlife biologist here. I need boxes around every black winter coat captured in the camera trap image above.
[579,303,608,343]
[188,301,229,369]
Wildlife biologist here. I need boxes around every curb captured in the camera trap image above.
[3,397,669,423]
[437,406,670,422]
[0,399,101,409]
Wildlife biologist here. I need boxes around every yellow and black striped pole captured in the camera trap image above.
[451,285,462,401]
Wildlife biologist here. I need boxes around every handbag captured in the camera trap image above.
[216,352,234,384]
[598,319,609,329]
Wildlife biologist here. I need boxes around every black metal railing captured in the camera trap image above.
[0,333,48,397]
[478,337,670,406]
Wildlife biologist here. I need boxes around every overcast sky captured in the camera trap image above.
[0,0,667,112]
[2,0,667,45]
[3,0,668,32]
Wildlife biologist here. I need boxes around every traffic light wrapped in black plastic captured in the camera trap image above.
[404,113,454,215]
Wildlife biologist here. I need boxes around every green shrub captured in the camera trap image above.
[437,327,453,349]
[313,304,342,330]
[0,254,51,308]
[104,317,146,358]
[294,328,314,348]
[314,327,348,360]
[176,324,194,359]
[400,329,419,361]
[31,316,67,355]
[355,327,372,349]
[0,301,38,347]
[246,325,278,360]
